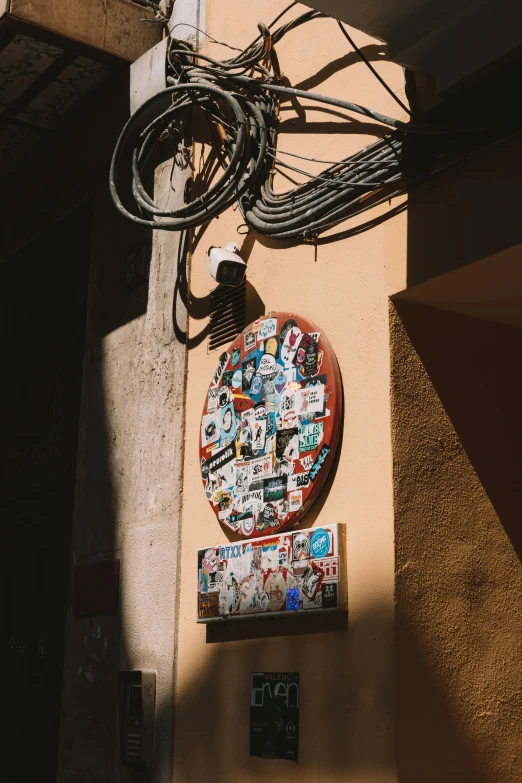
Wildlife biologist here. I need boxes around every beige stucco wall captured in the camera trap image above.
[175,3,407,781]
[392,299,522,783]
[389,113,522,780]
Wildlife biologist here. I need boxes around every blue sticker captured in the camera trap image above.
[309,443,331,481]
[250,374,263,396]
[286,588,300,610]
[220,402,236,444]
[310,528,330,559]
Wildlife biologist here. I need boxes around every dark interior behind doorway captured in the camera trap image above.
[0,207,91,783]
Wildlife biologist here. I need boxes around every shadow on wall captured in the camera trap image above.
[61,244,522,783]
[396,606,496,783]
[391,300,522,783]
[406,133,522,288]
[294,45,387,93]
[170,602,395,783]
[393,300,522,561]
[58,328,122,783]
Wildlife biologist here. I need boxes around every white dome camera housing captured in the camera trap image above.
[207,242,246,287]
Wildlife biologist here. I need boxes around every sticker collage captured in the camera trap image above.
[199,313,342,539]
[197,524,345,620]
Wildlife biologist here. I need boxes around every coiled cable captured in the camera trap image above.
[110,9,468,241]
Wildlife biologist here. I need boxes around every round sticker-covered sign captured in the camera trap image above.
[200,312,342,538]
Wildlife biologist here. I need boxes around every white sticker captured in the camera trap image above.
[257,317,277,342]
[314,556,339,582]
[261,545,279,572]
[294,384,325,416]
[250,454,272,482]
[280,388,297,415]
[281,327,302,367]
[252,419,267,450]
[284,366,297,384]
[281,410,299,430]
[207,386,219,413]
[241,516,255,537]
[302,590,322,610]
[288,472,311,491]
[242,408,255,429]
[244,331,256,351]
[235,461,251,494]
[301,564,323,601]
[258,353,277,376]
[201,412,220,447]
[238,489,263,512]
[288,490,303,512]
[216,460,234,487]
[205,472,221,498]
[300,455,314,471]
[276,497,289,521]
[264,433,276,456]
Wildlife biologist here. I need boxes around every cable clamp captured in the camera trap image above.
[262,34,273,56]
[175,143,195,172]
[261,32,274,71]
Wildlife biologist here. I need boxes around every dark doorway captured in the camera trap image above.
[0,207,91,783]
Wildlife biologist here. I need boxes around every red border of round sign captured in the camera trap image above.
[199,311,343,538]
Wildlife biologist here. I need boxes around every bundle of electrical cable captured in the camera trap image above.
[110,5,459,242]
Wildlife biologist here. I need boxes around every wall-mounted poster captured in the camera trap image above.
[250,672,299,761]
[196,523,346,621]
[199,312,343,538]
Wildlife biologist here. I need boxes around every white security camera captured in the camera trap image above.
[207,242,246,287]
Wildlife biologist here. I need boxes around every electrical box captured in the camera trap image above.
[130,37,168,115]
[119,670,156,770]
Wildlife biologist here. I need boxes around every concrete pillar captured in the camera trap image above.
[57,0,204,773]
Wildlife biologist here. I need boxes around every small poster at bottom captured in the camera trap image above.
[250,672,299,761]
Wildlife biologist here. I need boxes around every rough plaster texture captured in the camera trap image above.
[58,162,188,783]
[174,3,408,781]
[9,0,160,61]
[391,300,522,782]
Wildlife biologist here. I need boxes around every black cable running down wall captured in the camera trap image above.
[110,8,477,242]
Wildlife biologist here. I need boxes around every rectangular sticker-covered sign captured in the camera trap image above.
[196,523,346,622]
[250,672,299,761]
